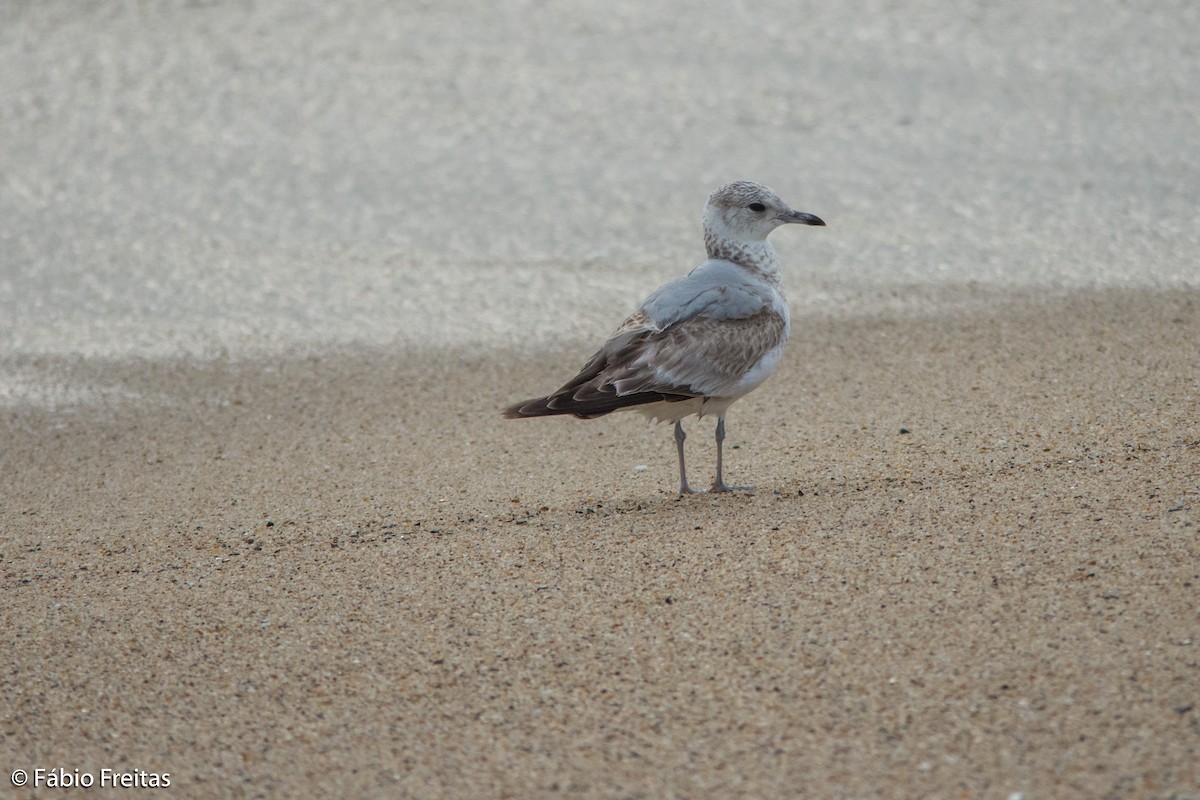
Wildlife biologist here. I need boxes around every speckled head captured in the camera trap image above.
[703,181,825,245]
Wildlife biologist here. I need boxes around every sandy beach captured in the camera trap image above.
[3,287,1197,798]
[3,0,1199,797]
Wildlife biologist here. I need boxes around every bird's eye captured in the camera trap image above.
[747,202,766,212]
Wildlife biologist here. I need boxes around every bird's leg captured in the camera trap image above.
[675,421,697,496]
[711,415,754,493]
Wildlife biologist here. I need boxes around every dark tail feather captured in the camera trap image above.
[503,391,692,420]
[504,340,695,420]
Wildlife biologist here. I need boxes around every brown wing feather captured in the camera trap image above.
[503,309,785,420]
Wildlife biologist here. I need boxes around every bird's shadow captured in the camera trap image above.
[502,483,808,532]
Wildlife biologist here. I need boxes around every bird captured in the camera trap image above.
[504,180,824,495]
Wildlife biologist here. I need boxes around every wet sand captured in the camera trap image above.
[3,287,1196,798]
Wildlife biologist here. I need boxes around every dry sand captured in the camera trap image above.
[4,0,1199,797]
[2,286,1197,798]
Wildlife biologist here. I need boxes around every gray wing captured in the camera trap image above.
[503,260,786,418]
[639,259,776,329]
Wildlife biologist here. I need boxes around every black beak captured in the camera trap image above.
[786,210,825,226]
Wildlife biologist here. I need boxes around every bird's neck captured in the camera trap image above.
[704,233,781,283]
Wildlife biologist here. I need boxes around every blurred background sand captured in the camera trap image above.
[1,0,1196,365]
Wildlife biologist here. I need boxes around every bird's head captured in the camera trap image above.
[703,180,825,243]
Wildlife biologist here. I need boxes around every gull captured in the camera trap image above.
[504,180,825,495]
